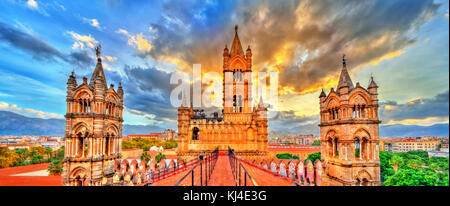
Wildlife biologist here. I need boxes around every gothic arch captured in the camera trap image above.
[229,56,247,70]
[354,128,371,160]
[71,122,91,136]
[73,87,93,100]
[104,123,119,136]
[70,166,87,179]
[354,128,371,140]
[355,169,372,186]
[325,97,340,109]
[349,92,370,105]
[106,92,120,104]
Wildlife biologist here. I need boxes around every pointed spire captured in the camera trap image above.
[117,82,124,97]
[89,45,107,89]
[319,88,326,98]
[67,70,77,87]
[258,96,265,108]
[337,54,354,90]
[230,25,244,56]
[368,74,378,88]
[181,94,187,107]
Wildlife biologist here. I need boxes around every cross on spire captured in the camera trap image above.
[342,54,346,67]
[95,44,102,59]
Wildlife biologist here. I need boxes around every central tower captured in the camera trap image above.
[177,26,268,161]
[222,25,253,114]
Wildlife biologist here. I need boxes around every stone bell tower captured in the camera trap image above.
[319,55,381,186]
[63,45,124,186]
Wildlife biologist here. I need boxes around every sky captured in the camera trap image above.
[0,0,448,136]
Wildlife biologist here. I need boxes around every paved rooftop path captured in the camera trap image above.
[150,151,296,186]
[207,152,236,186]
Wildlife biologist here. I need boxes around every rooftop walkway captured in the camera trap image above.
[150,150,294,186]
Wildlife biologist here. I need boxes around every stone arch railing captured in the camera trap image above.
[243,157,327,186]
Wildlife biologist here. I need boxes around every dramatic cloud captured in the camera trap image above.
[380,90,449,126]
[26,0,38,9]
[0,22,97,68]
[68,50,95,68]
[0,101,64,119]
[119,65,177,124]
[66,31,99,49]
[269,111,320,136]
[26,0,49,16]
[0,21,66,62]
[116,29,153,55]
[143,0,439,96]
[82,17,102,30]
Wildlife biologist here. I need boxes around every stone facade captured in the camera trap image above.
[319,55,381,186]
[177,26,268,160]
[63,46,124,186]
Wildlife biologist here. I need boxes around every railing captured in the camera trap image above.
[228,147,258,186]
[174,148,219,186]
[140,158,200,186]
[240,158,299,186]
[153,158,198,182]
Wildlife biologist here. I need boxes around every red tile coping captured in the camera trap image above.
[0,163,63,186]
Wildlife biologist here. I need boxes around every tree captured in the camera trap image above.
[48,159,63,176]
[379,151,395,181]
[30,146,45,157]
[405,150,428,159]
[305,152,321,164]
[383,168,441,186]
[389,155,404,172]
[31,154,44,164]
[44,147,53,160]
[406,158,424,169]
[155,152,166,163]
[55,146,65,159]
[276,153,293,159]
[140,152,151,164]
[311,140,321,146]
[14,148,29,163]
[0,147,18,168]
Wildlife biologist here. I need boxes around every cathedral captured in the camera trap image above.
[62,46,124,186]
[318,55,381,186]
[177,26,268,160]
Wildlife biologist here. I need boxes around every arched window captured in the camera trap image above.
[192,127,199,140]
[355,138,360,158]
[238,95,242,112]
[328,138,333,157]
[105,134,110,155]
[361,138,368,160]
[334,138,339,157]
[77,132,84,157]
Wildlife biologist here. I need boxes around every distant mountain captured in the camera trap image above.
[1,111,448,137]
[0,111,65,136]
[0,111,167,136]
[380,123,449,137]
[123,124,166,136]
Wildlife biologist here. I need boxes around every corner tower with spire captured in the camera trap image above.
[63,45,124,186]
[318,55,381,186]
